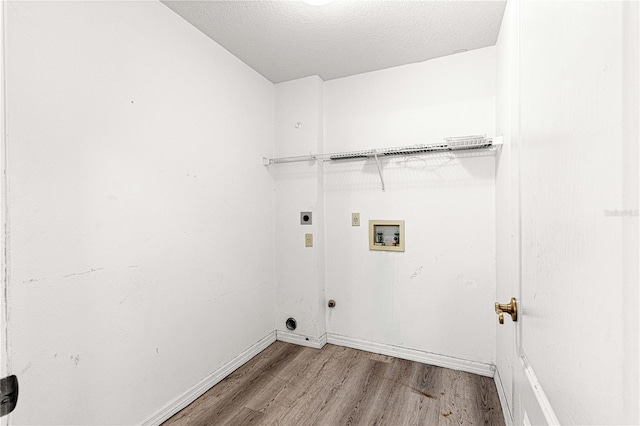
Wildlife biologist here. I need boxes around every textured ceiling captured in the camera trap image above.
[161,1,506,84]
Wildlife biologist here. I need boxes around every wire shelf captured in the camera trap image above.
[263,136,502,191]
[264,136,498,166]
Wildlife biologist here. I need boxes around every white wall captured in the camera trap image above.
[5,2,274,424]
[323,48,497,366]
[273,76,327,345]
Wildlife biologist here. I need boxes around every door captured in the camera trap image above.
[514,1,639,424]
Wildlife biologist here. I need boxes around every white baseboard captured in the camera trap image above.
[140,331,277,426]
[494,368,513,426]
[326,333,495,377]
[276,330,327,349]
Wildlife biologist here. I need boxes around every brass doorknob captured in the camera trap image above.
[495,297,518,324]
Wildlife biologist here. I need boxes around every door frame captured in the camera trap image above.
[1,0,10,424]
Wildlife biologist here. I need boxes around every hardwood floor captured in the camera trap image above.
[163,342,505,426]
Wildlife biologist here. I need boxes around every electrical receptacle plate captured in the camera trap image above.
[300,212,312,225]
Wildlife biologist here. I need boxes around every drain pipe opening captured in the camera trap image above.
[285,317,297,331]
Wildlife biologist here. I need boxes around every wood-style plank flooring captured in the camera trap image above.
[163,342,505,426]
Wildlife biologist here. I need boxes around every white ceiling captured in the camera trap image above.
[161,1,506,84]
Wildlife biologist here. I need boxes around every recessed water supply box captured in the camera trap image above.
[369,220,405,252]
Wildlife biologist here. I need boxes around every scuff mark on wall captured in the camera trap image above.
[409,266,423,279]
[215,288,237,299]
[20,362,33,375]
[62,268,103,278]
[118,279,143,305]
[22,277,46,284]
[456,273,479,288]
[70,355,80,366]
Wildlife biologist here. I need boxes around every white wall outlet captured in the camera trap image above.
[305,233,313,247]
[352,213,360,226]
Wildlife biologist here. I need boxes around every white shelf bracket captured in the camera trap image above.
[373,153,385,192]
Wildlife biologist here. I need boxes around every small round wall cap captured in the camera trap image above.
[285,317,297,330]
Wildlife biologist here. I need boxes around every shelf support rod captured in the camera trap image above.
[373,153,385,192]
